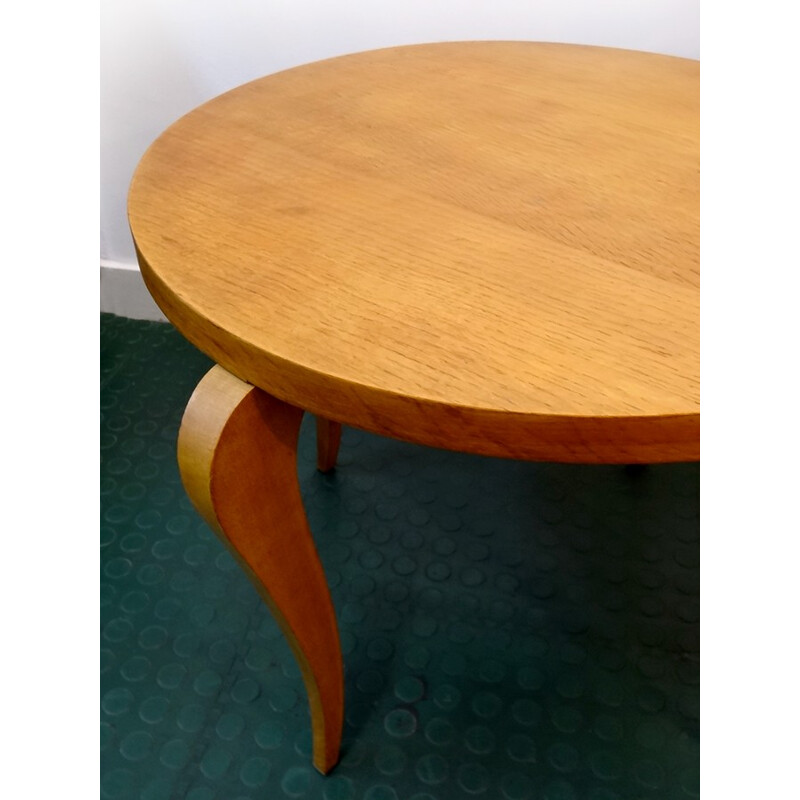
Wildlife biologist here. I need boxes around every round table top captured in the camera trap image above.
[129,42,699,463]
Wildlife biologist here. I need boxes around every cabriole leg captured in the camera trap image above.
[177,365,344,774]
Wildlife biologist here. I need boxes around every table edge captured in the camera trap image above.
[137,246,698,464]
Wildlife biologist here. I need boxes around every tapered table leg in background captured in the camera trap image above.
[316,417,342,473]
[176,365,344,774]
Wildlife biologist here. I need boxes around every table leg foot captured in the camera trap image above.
[177,366,344,774]
[316,418,342,473]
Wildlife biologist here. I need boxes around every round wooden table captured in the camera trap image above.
[128,42,699,773]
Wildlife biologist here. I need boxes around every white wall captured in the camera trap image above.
[101,0,699,315]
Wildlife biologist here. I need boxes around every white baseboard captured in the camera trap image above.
[100,260,168,322]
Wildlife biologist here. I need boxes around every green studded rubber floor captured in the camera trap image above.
[100,313,699,800]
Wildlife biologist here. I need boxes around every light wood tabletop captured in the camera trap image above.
[128,42,699,773]
[129,41,699,465]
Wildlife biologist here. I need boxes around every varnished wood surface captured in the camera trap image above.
[130,42,699,463]
[177,366,343,773]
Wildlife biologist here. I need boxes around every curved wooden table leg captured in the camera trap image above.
[177,365,344,774]
[316,418,342,473]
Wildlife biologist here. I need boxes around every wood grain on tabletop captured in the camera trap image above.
[129,42,699,463]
